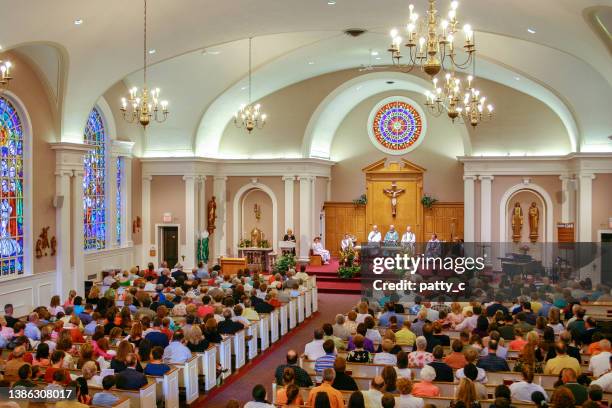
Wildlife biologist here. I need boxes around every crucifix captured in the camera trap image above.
[383,181,405,217]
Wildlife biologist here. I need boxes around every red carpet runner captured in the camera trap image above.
[305,259,362,294]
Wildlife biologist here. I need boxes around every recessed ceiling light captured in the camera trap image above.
[74,19,83,25]
[514,76,520,81]
[386,80,395,84]
[527,28,536,34]
[148,49,156,55]
[375,57,382,60]
[371,51,379,56]
[327,0,337,5]
[308,61,315,65]
[201,49,221,55]
[241,86,247,91]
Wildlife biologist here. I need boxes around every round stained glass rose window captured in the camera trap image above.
[367,96,427,155]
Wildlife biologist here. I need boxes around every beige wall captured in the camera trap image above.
[490,176,561,242]
[330,90,464,203]
[593,173,612,240]
[150,176,186,244]
[242,189,273,244]
[218,69,571,158]
[8,52,59,273]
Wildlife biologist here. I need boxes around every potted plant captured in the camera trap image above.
[353,194,367,205]
[274,254,296,274]
[338,265,360,279]
[421,194,438,209]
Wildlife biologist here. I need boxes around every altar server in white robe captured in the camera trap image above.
[368,225,382,243]
[341,233,354,251]
[312,237,330,264]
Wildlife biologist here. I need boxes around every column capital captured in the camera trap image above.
[298,175,314,181]
[282,176,296,181]
[198,175,207,182]
[463,175,477,181]
[55,170,73,177]
[142,175,153,182]
[73,170,85,178]
[578,172,596,180]
[183,175,198,182]
[214,176,228,181]
[559,174,573,181]
[110,140,135,157]
[478,175,494,181]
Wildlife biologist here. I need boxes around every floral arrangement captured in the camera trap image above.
[353,193,367,205]
[238,239,252,248]
[421,194,438,209]
[274,254,296,274]
[338,265,360,279]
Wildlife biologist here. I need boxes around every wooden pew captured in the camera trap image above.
[270,309,280,343]
[259,313,270,351]
[232,329,246,369]
[147,367,180,408]
[217,336,232,379]
[90,380,157,408]
[195,345,218,391]
[247,323,258,360]
[305,290,312,318]
[298,293,305,323]
[91,396,131,408]
[170,354,199,404]
[311,287,318,313]
[280,303,288,335]
[289,298,297,329]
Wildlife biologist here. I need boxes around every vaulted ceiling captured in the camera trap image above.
[3,0,611,156]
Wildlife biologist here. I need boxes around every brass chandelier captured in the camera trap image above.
[0,58,13,91]
[120,0,168,128]
[234,37,266,133]
[388,0,494,127]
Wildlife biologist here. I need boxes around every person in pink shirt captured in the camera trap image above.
[63,290,77,308]
[411,366,440,397]
[197,296,215,318]
[92,334,114,360]
[408,336,434,368]
[509,328,528,351]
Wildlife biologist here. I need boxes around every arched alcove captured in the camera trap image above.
[499,182,554,243]
[232,181,278,252]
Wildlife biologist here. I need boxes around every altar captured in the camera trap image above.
[237,247,275,272]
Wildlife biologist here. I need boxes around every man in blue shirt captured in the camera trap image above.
[144,346,171,376]
[145,319,169,348]
[314,339,336,376]
[477,340,510,372]
[91,375,120,406]
[24,313,41,341]
[163,332,192,364]
[378,303,404,328]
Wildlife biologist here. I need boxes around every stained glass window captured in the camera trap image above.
[0,97,24,276]
[83,108,106,251]
[116,156,121,245]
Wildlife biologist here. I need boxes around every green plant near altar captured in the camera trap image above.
[274,254,296,274]
[338,265,360,279]
[238,239,252,248]
[421,194,438,209]
[259,239,270,248]
[353,193,367,205]
[339,247,356,267]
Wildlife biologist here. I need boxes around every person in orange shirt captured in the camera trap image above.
[307,368,345,408]
[444,339,468,369]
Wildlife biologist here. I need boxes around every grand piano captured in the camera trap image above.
[498,253,544,278]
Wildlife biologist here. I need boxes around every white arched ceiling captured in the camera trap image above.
[301,71,471,159]
[2,0,610,153]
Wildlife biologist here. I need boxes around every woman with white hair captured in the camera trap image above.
[411,365,440,397]
[408,336,433,368]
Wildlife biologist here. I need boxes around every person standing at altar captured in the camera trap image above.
[401,225,416,245]
[312,237,330,264]
[384,225,399,244]
[368,225,382,243]
[341,234,353,251]
[283,228,297,255]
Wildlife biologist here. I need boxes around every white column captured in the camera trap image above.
[283,176,295,234]
[184,175,197,269]
[560,175,574,223]
[121,157,133,246]
[108,155,119,248]
[326,177,332,201]
[479,175,494,242]
[213,176,228,259]
[55,170,72,298]
[198,176,207,235]
[72,170,85,293]
[578,173,595,242]
[142,175,152,266]
[299,176,313,262]
[463,175,476,242]
[311,177,317,239]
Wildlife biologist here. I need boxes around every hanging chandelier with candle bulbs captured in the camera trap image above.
[388,0,494,127]
[0,58,13,92]
[234,37,266,133]
[120,0,168,128]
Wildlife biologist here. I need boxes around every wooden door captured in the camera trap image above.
[162,226,179,267]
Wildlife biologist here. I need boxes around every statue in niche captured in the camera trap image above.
[254,204,261,221]
[207,196,217,235]
[383,182,405,217]
[528,202,539,243]
[250,227,263,247]
[511,202,523,243]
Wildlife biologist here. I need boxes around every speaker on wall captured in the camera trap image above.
[53,195,64,208]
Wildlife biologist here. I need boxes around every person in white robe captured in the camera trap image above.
[341,233,354,251]
[312,237,330,264]
[401,225,416,244]
[368,225,382,243]
[384,225,399,244]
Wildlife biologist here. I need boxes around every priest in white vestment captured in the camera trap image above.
[401,226,416,245]
[384,225,399,244]
[312,237,330,264]
[367,225,382,243]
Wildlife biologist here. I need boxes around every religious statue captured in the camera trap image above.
[207,196,217,235]
[38,227,50,255]
[528,202,539,243]
[254,203,261,221]
[511,202,523,243]
[250,227,263,247]
[383,182,405,217]
[35,239,43,258]
[50,236,57,256]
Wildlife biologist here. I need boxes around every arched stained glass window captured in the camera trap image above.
[83,108,106,251]
[0,97,24,276]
